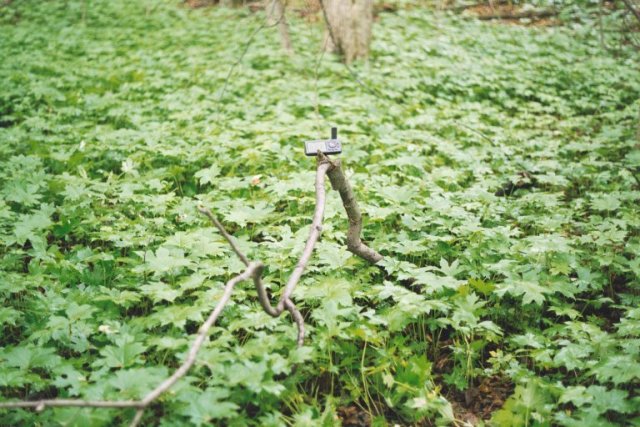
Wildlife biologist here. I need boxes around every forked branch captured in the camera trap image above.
[0,154,381,425]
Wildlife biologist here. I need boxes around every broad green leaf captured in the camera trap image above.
[195,165,221,185]
[97,337,147,369]
[182,388,239,425]
[495,278,549,305]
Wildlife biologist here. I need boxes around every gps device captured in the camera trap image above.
[304,127,342,156]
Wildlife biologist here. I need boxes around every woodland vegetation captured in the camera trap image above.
[0,0,639,425]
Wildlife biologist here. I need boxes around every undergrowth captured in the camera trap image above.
[0,0,639,425]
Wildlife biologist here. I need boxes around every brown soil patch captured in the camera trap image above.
[447,376,514,424]
[337,406,371,427]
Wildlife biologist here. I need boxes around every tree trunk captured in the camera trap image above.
[266,0,294,55]
[322,0,373,64]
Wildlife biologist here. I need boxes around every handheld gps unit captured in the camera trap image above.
[304,127,342,156]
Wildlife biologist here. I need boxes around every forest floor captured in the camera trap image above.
[1,0,639,426]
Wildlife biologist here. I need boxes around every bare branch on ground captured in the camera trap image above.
[475,9,557,20]
[0,263,262,427]
[0,154,382,425]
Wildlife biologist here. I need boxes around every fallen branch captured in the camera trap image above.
[0,263,262,427]
[325,155,383,264]
[475,9,557,20]
[0,153,381,424]
[443,2,484,12]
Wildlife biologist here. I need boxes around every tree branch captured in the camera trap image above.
[130,408,145,427]
[0,263,262,426]
[0,400,141,410]
[621,0,640,24]
[475,9,557,20]
[198,207,250,266]
[0,154,382,424]
[199,156,333,325]
[275,159,331,312]
[284,298,305,347]
[324,155,383,264]
[140,263,261,406]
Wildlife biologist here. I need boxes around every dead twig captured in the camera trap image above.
[0,400,141,410]
[442,2,483,12]
[273,158,332,313]
[198,207,250,265]
[474,9,557,20]
[323,154,383,263]
[0,154,381,424]
[0,263,262,427]
[198,157,332,325]
[621,0,640,23]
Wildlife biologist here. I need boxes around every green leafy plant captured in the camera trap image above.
[1,0,639,425]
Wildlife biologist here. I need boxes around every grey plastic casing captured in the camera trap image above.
[304,139,342,156]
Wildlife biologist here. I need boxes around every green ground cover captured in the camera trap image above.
[1,0,639,425]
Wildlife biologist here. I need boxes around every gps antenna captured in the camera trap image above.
[331,127,338,140]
